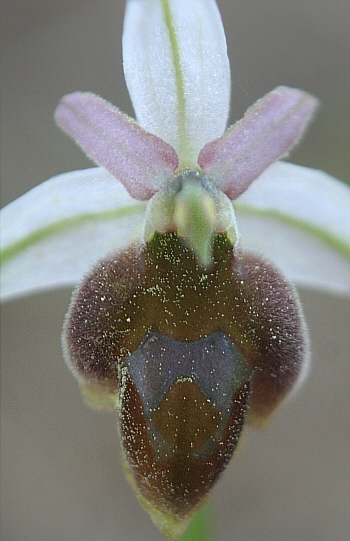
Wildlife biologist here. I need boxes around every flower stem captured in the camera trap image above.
[178,505,214,541]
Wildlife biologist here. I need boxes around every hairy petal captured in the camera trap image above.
[0,168,146,301]
[235,161,350,295]
[123,0,230,168]
[55,92,179,200]
[199,86,319,199]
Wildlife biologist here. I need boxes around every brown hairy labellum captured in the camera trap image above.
[62,232,308,536]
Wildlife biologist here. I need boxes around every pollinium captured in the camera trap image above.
[63,231,307,537]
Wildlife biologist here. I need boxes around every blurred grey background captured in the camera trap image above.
[1,1,349,540]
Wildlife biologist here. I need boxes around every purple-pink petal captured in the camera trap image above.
[198,86,319,200]
[55,92,179,200]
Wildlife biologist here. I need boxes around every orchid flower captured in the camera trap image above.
[1,0,350,540]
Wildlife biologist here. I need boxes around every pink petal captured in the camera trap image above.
[198,86,319,199]
[55,92,179,200]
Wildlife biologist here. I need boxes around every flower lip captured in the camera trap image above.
[126,330,252,419]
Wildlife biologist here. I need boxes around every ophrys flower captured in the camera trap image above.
[1,1,350,540]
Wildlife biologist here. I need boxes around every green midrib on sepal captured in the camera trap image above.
[0,204,146,268]
[162,0,190,165]
[235,203,350,261]
[2,201,348,276]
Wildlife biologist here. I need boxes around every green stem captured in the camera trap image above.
[178,505,214,541]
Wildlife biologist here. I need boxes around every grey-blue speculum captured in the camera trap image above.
[63,227,307,523]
